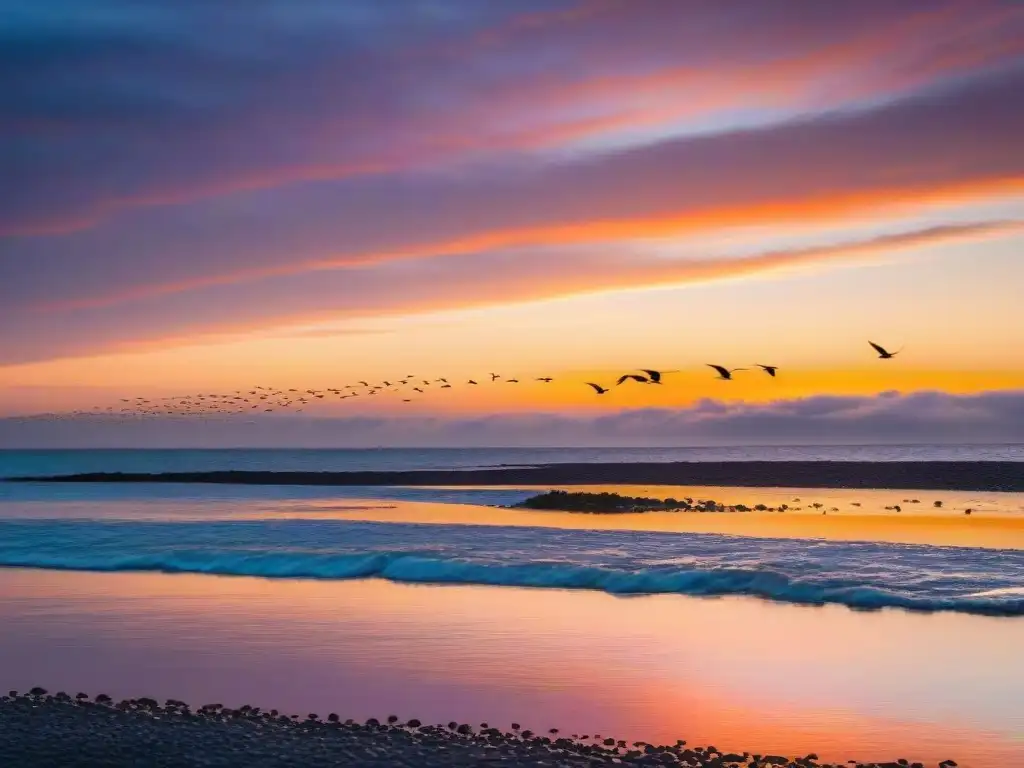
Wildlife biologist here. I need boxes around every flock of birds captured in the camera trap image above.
[13,341,902,422]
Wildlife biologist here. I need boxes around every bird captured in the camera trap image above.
[707,364,746,380]
[358,381,369,387]
[467,379,478,385]
[489,373,500,381]
[755,364,778,377]
[616,374,649,385]
[869,341,901,359]
[639,369,668,384]
[413,387,424,393]
[535,377,553,383]
[440,384,452,389]
[586,383,610,395]
[507,378,519,383]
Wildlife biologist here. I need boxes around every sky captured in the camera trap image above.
[2,0,1023,446]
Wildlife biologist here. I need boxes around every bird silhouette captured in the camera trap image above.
[707,364,746,380]
[616,374,649,385]
[639,369,669,384]
[869,341,902,359]
[535,377,553,383]
[413,387,424,393]
[467,379,478,385]
[507,378,520,383]
[586,383,610,395]
[489,373,500,381]
[755,364,778,377]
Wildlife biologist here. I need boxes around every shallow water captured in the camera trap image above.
[0,570,1020,767]
[1,477,1021,765]
[1,492,1021,614]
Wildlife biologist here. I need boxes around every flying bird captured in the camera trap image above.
[869,341,902,359]
[707,364,746,380]
[467,379,478,385]
[586,383,610,395]
[535,377,554,383]
[489,373,501,381]
[640,369,672,384]
[755,364,778,377]
[616,374,649,385]
[507,378,520,383]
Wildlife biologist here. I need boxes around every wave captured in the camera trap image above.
[1,519,1021,616]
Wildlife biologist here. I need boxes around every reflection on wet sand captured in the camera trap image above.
[1,569,1021,767]
[287,484,1024,549]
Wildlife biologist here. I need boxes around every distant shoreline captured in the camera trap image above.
[7,460,1024,491]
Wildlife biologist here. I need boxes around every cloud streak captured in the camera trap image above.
[3,2,1023,238]
[1,219,1017,365]
[6,64,1024,322]
[3,1,1024,381]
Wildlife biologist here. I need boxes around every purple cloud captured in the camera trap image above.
[3,390,1022,448]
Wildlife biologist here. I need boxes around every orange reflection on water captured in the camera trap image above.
[277,484,1024,550]
[1,569,1021,767]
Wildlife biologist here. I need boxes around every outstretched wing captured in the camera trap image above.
[640,369,661,381]
[707,364,729,377]
[868,341,889,356]
[586,382,604,393]
[616,374,630,385]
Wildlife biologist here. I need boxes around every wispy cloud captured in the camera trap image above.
[7,64,1024,325]
[3,1,1024,386]
[3,2,1022,237]
[1,219,1018,366]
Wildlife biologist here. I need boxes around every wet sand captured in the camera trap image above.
[10,459,1024,491]
[1,569,1020,767]
[271,485,1024,550]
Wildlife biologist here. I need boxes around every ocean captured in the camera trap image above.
[2,443,1023,479]
[1,447,1022,765]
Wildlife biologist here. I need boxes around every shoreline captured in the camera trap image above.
[0,690,956,768]
[7,460,1024,491]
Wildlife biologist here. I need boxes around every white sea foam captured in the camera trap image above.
[0,519,1020,616]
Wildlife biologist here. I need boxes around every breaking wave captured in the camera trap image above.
[0,519,1021,616]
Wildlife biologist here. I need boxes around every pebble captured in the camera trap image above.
[0,690,962,768]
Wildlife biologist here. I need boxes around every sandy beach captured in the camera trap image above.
[2,569,1021,768]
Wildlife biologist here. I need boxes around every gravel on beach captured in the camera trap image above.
[0,689,958,768]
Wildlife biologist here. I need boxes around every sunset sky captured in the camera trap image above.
[2,1,1024,445]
